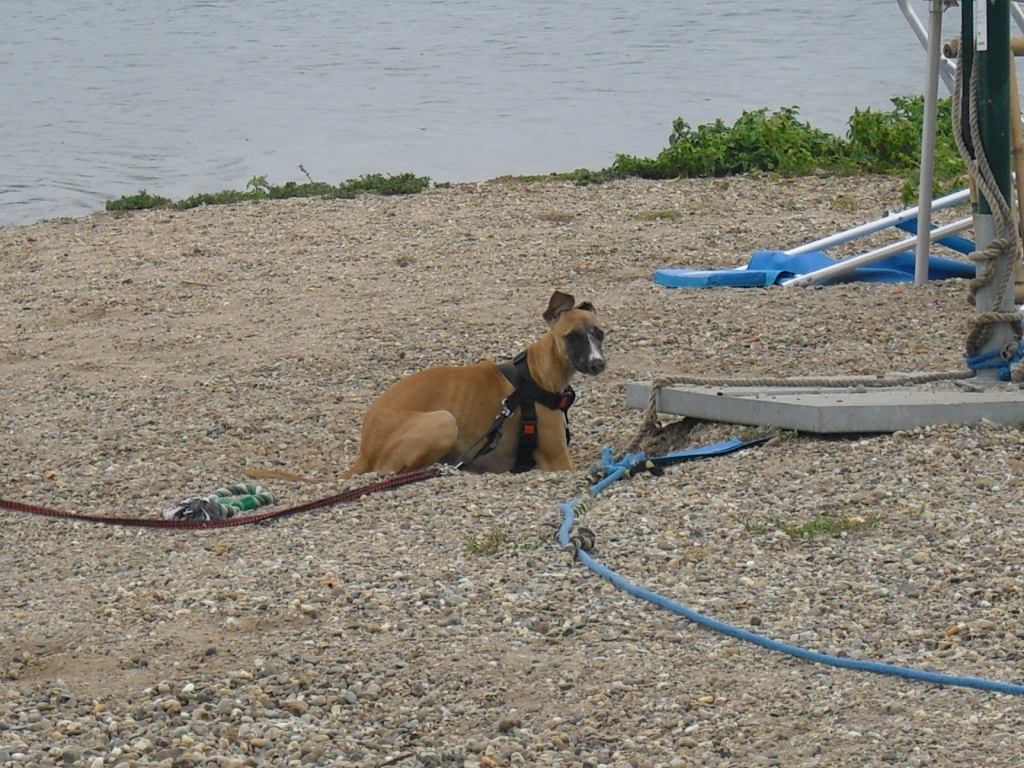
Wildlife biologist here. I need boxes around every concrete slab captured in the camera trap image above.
[625,380,1024,433]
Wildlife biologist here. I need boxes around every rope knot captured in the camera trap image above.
[564,526,596,561]
[163,482,277,522]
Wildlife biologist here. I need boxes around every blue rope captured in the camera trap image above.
[559,450,1024,696]
[965,339,1023,381]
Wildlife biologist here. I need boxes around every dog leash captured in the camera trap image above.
[452,400,515,469]
[0,468,443,530]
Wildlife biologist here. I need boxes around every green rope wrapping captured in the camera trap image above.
[208,483,277,514]
[163,482,278,522]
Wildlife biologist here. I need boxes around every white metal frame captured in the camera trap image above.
[784,188,969,256]
[784,2,1024,288]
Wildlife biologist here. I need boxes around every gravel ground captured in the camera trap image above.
[3,175,1024,767]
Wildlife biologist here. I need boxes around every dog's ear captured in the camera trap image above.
[543,291,576,325]
[576,301,596,315]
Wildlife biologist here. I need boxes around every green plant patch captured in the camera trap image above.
[347,172,431,195]
[611,106,853,180]
[633,210,680,221]
[733,515,770,535]
[465,525,535,555]
[465,527,508,555]
[775,514,880,540]
[105,190,172,211]
[106,171,430,213]
[606,97,964,202]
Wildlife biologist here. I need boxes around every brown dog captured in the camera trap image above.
[342,291,605,476]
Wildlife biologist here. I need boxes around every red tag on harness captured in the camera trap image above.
[523,424,536,435]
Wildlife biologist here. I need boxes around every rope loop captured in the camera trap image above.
[0,468,443,529]
[965,339,1024,381]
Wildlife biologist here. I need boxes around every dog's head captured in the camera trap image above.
[543,291,606,376]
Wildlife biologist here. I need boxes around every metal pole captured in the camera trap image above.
[1007,53,1024,300]
[972,0,1017,382]
[914,0,945,284]
[898,0,956,90]
[785,189,970,256]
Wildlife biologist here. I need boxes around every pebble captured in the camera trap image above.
[2,178,1023,766]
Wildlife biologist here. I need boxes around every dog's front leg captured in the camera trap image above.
[531,407,574,472]
[535,451,574,472]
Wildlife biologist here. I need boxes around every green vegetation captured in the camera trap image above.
[735,513,881,539]
[465,525,534,555]
[465,527,508,555]
[105,95,963,212]
[849,96,965,202]
[105,190,172,211]
[612,106,852,179]
[734,515,771,535]
[776,514,881,539]
[106,171,430,212]
[608,97,965,203]
[632,209,681,221]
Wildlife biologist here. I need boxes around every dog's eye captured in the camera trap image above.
[593,329,605,342]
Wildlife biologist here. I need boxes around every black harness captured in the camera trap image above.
[457,351,575,472]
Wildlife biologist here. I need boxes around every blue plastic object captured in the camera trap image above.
[654,249,974,288]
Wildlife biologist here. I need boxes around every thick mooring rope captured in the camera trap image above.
[953,39,1024,376]
[560,450,1024,696]
[0,468,444,529]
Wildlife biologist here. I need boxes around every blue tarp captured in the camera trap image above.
[654,249,975,288]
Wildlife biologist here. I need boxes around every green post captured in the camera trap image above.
[975,0,1012,216]
[959,0,974,163]
[969,0,1017,381]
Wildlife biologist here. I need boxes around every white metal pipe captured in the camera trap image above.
[915,0,946,285]
[1013,1,1024,34]
[897,0,956,91]
[784,188,970,256]
[781,216,973,287]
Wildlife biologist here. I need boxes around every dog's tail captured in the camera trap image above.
[340,457,369,479]
[244,468,314,483]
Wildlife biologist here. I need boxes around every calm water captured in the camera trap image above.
[1,1,942,226]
